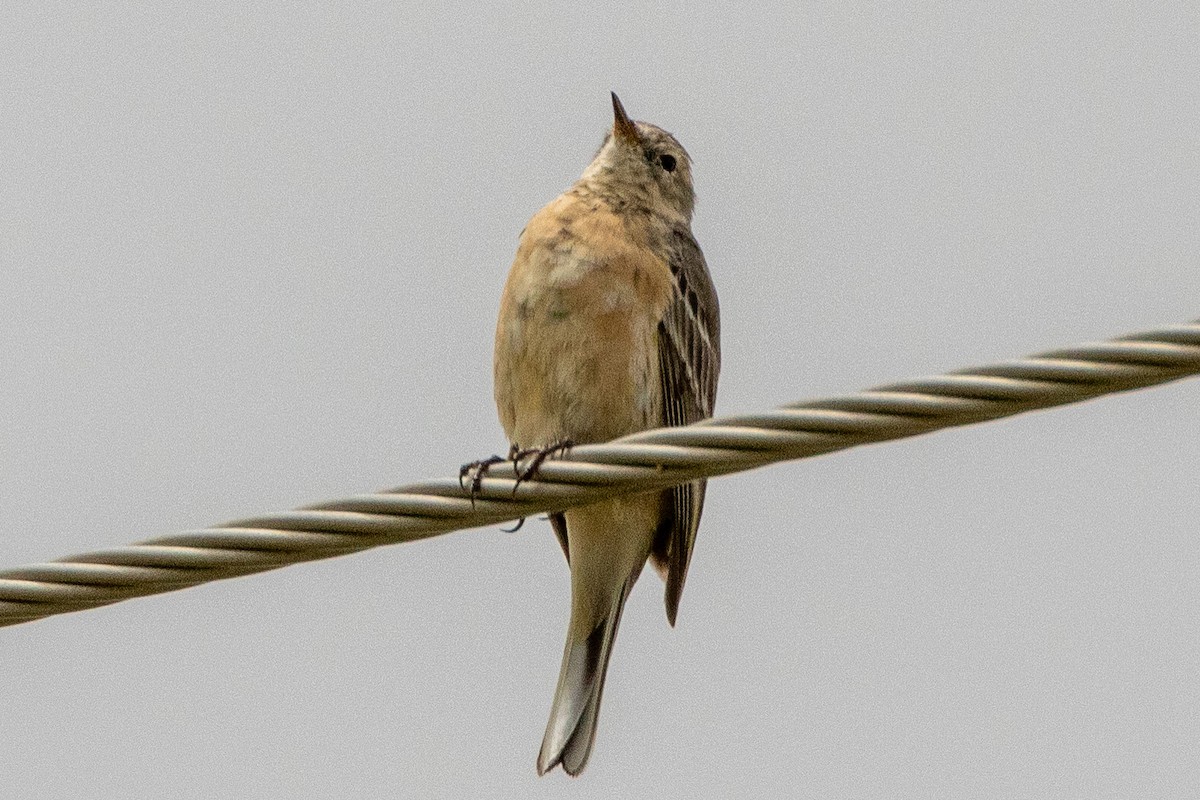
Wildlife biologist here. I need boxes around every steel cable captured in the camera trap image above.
[2,322,1197,628]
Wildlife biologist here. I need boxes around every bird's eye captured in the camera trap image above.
[659,154,677,173]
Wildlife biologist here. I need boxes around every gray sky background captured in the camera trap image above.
[3,3,1199,797]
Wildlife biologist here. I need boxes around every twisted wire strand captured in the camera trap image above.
[2,322,1197,628]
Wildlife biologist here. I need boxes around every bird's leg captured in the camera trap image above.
[512,439,575,491]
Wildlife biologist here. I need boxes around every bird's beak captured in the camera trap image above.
[611,92,640,145]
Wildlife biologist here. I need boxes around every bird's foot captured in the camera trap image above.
[459,447,514,505]
[459,443,529,504]
[512,439,574,492]
[500,516,526,533]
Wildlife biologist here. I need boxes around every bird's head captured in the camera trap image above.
[581,93,696,222]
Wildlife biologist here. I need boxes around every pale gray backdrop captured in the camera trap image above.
[2,3,1198,797]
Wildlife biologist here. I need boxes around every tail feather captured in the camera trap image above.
[537,580,631,776]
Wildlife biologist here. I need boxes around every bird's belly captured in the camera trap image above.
[497,272,663,447]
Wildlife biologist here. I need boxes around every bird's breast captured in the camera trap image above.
[494,196,672,446]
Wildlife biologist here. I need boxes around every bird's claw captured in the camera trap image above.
[512,439,574,493]
[500,517,526,533]
[459,443,529,505]
[461,440,572,509]
[459,453,506,506]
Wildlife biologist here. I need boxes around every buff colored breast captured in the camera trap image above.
[494,191,673,448]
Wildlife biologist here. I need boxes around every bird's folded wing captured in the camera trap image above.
[654,226,721,626]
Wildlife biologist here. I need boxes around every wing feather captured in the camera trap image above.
[652,226,720,626]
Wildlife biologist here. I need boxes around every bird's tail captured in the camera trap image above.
[536,578,632,776]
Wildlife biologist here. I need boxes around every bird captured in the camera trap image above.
[487,93,720,776]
